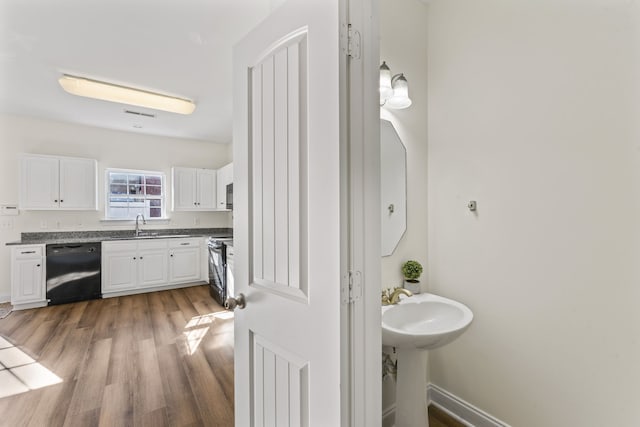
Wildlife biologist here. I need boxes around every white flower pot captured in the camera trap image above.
[403,280,420,294]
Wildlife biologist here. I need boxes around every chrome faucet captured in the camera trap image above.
[381,287,413,306]
[135,213,146,236]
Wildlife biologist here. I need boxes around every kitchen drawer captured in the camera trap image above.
[102,241,138,253]
[168,238,201,249]
[14,246,44,259]
[137,239,169,251]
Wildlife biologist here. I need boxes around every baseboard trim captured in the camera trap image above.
[102,281,207,299]
[428,384,511,427]
[382,404,395,427]
[0,294,10,303]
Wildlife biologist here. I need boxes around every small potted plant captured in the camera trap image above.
[401,260,423,294]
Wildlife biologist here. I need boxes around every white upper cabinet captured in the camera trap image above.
[19,154,97,210]
[59,158,98,209]
[172,167,217,211]
[216,162,233,210]
[172,167,198,210]
[197,168,217,210]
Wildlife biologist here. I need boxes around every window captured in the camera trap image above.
[106,169,165,219]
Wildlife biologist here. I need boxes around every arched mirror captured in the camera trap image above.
[381,119,407,256]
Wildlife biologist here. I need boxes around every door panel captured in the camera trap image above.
[253,334,308,427]
[251,31,307,302]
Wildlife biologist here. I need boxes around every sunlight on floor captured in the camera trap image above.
[0,336,63,399]
[183,310,234,355]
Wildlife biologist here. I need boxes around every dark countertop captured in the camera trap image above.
[6,228,233,246]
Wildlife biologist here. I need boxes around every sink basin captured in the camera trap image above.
[381,293,473,350]
[109,234,194,240]
[134,234,192,239]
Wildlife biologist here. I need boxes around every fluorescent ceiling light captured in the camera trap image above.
[58,75,196,115]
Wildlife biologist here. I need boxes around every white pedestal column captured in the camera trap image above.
[394,349,428,427]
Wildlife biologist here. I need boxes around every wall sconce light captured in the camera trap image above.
[379,61,412,109]
[58,75,196,115]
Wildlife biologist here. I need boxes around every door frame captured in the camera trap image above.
[340,0,381,425]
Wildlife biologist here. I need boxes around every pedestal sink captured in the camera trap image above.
[382,293,473,427]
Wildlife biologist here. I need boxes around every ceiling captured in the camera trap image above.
[0,0,275,143]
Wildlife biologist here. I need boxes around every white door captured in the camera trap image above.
[233,1,345,425]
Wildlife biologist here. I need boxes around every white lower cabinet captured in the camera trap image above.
[102,241,138,292]
[169,239,201,283]
[11,245,47,309]
[102,237,204,297]
[139,245,169,287]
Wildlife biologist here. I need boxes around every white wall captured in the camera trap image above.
[380,0,429,417]
[0,113,232,299]
[427,0,640,425]
[380,0,429,293]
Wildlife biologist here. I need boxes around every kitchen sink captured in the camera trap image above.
[135,234,192,239]
[108,234,193,240]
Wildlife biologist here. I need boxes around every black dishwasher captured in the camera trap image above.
[46,243,102,305]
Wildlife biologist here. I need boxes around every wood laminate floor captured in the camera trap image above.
[0,285,464,427]
[428,405,467,427]
[0,285,234,427]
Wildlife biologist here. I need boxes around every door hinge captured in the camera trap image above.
[342,271,362,304]
[341,23,361,59]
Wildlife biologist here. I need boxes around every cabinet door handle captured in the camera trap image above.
[180,243,189,246]
[133,257,137,260]
[194,202,197,205]
[54,199,58,203]
[36,264,41,267]
[60,199,64,203]
[140,257,144,260]
[21,251,36,254]
[170,254,174,257]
